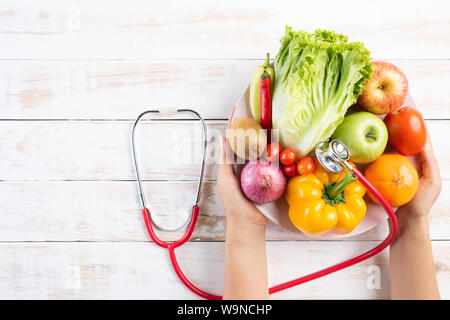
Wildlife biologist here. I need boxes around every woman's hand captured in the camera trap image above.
[217,106,267,229]
[220,107,269,300]
[390,133,441,299]
[396,134,442,220]
[217,136,267,228]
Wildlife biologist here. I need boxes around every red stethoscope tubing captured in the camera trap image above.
[142,167,398,300]
[143,206,222,300]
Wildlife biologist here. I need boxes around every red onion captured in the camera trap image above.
[240,160,286,204]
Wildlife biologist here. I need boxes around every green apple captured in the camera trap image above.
[331,112,388,164]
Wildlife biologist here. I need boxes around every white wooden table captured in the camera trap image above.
[0,0,449,299]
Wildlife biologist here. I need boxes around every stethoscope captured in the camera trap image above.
[131,109,398,300]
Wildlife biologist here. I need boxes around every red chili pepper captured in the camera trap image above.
[260,70,272,143]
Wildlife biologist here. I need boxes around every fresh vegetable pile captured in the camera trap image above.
[226,27,427,236]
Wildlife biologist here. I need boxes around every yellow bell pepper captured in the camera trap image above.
[286,159,367,236]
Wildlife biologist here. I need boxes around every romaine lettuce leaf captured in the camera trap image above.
[272,27,372,156]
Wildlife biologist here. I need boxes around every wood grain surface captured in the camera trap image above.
[0,120,448,181]
[0,180,449,242]
[0,60,449,120]
[0,0,450,59]
[0,0,449,299]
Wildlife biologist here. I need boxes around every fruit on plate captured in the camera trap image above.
[240,161,286,204]
[357,60,408,114]
[286,159,367,235]
[364,154,419,207]
[260,70,273,143]
[280,148,297,165]
[249,53,275,124]
[297,157,315,176]
[226,117,267,160]
[265,142,281,162]
[282,163,298,177]
[384,106,427,156]
[331,111,388,164]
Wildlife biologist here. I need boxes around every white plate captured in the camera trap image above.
[230,86,420,239]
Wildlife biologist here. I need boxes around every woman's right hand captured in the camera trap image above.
[389,133,441,300]
[396,134,442,220]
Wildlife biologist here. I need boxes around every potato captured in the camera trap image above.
[226,117,267,160]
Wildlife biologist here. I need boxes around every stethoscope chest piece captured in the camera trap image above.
[315,140,350,174]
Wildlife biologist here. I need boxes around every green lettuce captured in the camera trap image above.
[272,27,372,157]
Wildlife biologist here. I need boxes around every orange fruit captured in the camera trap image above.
[364,154,418,207]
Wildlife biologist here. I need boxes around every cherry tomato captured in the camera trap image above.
[384,106,427,156]
[297,157,315,175]
[280,148,297,165]
[282,163,298,177]
[265,143,281,162]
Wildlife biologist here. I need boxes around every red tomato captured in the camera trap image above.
[280,148,297,165]
[384,106,427,156]
[282,163,298,177]
[297,157,315,175]
[265,143,281,162]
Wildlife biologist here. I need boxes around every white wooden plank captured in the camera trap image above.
[0,180,449,242]
[1,0,450,59]
[393,60,450,120]
[0,59,448,120]
[0,59,249,120]
[0,241,448,299]
[0,120,224,181]
[0,120,448,181]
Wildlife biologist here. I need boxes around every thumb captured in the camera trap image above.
[218,137,234,178]
[420,133,441,183]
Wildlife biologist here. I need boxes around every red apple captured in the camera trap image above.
[357,61,408,115]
